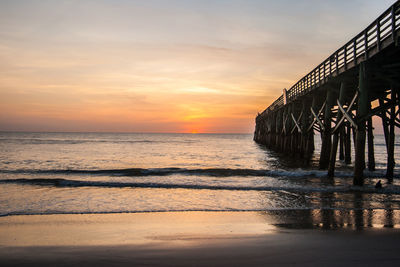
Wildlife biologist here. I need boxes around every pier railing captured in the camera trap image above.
[261,1,400,116]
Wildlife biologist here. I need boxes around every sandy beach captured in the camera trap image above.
[1,211,400,266]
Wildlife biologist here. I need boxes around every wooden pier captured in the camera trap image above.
[254,1,400,185]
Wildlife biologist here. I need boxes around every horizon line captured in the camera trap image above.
[0,130,253,134]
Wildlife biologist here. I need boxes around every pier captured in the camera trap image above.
[254,1,400,185]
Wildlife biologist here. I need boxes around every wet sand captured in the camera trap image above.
[1,211,400,266]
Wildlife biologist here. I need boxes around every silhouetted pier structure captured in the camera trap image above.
[254,1,400,186]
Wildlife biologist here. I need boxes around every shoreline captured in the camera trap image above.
[1,211,400,266]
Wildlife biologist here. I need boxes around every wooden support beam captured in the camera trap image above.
[282,111,288,134]
[291,112,303,134]
[379,98,390,153]
[339,128,345,160]
[282,107,291,153]
[337,100,358,130]
[289,104,299,155]
[345,122,352,164]
[275,109,283,150]
[332,91,358,133]
[360,97,397,122]
[367,117,375,171]
[354,62,369,186]
[386,89,396,180]
[328,82,346,177]
[320,88,335,169]
[265,116,271,147]
[271,112,277,149]
[305,97,316,161]
[309,103,326,132]
[300,100,309,156]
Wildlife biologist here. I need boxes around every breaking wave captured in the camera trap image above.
[0,167,333,178]
[2,177,400,194]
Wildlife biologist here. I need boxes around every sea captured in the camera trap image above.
[1,132,400,228]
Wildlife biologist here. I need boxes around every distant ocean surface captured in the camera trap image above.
[1,132,400,224]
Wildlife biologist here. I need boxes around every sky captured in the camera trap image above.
[0,0,397,133]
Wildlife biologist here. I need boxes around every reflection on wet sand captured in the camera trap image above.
[384,194,395,228]
[263,191,399,230]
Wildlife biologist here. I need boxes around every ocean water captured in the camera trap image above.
[1,132,400,228]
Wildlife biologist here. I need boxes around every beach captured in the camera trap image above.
[1,211,400,266]
[1,133,400,266]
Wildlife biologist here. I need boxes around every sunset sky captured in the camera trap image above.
[0,0,396,133]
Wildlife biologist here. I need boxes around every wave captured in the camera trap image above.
[2,206,400,218]
[2,178,400,194]
[0,167,331,178]
[2,167,399,179]
[2,167,398,179]
[0,138,172,145]
[0,138,198,145]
